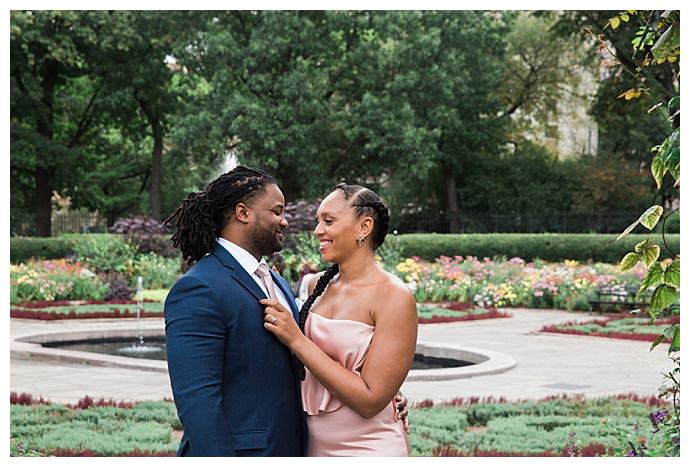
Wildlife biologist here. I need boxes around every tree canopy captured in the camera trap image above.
[10,10,673,235]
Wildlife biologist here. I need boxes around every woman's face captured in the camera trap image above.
[314,191,363,263]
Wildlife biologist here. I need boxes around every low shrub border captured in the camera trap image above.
[10,299,163,320]
[397,233,680,263]
[431,443,611,457]
[539,315,680,343]
[10,393,178,457]
[12,392,668,457]
[409,393,669,457]
[13,233,680,264]
[418,302,511,324]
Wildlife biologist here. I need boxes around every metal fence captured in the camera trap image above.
[11,210,672,237]
[11,212,109,237]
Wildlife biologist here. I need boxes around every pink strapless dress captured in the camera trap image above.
[301,312,410,457]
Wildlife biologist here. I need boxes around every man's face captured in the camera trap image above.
[249,183,289,256]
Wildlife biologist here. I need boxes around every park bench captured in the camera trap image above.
[588,285,651,312]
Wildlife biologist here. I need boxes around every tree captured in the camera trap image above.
[10,11,115,235]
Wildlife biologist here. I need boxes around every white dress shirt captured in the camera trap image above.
[216,238,292,312]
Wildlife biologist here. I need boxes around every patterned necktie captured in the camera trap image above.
[255,263,278,301]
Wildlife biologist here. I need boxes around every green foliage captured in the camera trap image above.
[278,232,327,284]
[11,10,666,234]
[71,235,138,277]
[409,396,668,456]
[416,306,490,320]
[396,233,679,263]
[10,237,77,263]
[132,253,181,289]
[10,261,109,303]
[10,301,164,315]
[11,401,179,456]
[142,289,170,303]
[376,235,405,272]
[595,9,680,457]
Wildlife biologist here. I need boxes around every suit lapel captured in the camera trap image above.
[212,244,299,321]
[272,271,300,321]
[212,244,267,302]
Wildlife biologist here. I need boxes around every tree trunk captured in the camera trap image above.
[134,91,163,221]
[150,119,163,221]
[34,166,54,237]
[34,61,58,236]
[443,165,461,233]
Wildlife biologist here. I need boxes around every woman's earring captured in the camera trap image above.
[356,236,365,247]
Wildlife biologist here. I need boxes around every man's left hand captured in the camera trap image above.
[394,391,409,432]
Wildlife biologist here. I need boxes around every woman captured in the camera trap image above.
[261,183,418,456]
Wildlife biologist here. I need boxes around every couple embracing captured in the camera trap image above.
[164,166,418,457]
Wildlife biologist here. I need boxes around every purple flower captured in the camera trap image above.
[650,409,669,427]
[626,450,637,457]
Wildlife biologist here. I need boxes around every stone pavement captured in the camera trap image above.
[10,308,673,404]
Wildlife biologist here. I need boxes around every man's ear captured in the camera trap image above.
[358,215,374,239]
[234,202,252,224]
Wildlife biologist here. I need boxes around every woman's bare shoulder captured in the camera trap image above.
[378,271,416,309]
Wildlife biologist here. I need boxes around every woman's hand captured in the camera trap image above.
[260,298,305,349]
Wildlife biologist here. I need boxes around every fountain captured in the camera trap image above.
[116,276,162,356]
[15,274,516,379]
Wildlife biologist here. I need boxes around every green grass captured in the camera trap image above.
[11,302,164,315]
[417,305,489,320]
[142,289,169,303]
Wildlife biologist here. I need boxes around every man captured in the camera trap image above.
[164,166,407,456]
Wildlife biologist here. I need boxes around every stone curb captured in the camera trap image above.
[12,328,516,381]
[407,341,516,381]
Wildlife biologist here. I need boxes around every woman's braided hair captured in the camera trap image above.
[296,183,390,380]
[164,166,277,265]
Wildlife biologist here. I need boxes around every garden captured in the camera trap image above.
[11,225,680,338]
[10,9,680,458]
[9,226,681,457]
[10,392,674,457]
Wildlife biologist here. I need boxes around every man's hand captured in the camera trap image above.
[394,391,409,432]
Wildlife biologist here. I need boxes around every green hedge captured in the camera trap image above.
[396,233,681,263]
[10,237,77,263]
[10,234,174,264]
[12,232,681,265]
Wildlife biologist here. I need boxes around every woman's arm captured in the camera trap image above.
[261,283,417,419]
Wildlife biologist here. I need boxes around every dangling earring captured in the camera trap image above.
[356,236,365,247]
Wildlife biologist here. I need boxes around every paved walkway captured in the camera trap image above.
[10,309,673,404]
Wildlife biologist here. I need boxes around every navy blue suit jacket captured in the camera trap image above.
[164,244,308,456]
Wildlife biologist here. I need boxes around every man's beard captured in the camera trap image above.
[252,224,283,257]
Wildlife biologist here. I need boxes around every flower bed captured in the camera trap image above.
[409,394,670,457]
[10,260,109,303]
[10,300,164,320]
[540,315,680,343]
[10,393,178,456]
[394,256,647,311]
[417,302,511,324]
[11,392,670,457]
